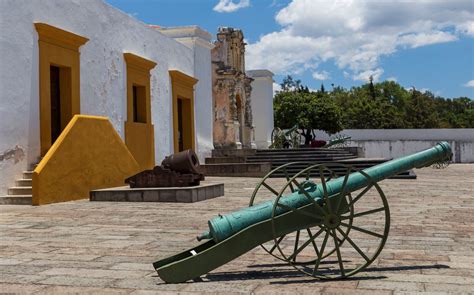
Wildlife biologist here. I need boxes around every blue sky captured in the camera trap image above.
[106,0,473,98]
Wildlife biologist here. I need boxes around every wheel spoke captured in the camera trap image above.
[340,222,384,238]
[292,230,300,261]
[276,202,323,221]
[269,234,286,254]
[341,207,386,220]
[291,179,327,216]
[347,183,374,208]
[330,229,345,277]
[307,228,323,257]
[262,181,279,196]
[319,166,332,214]
[313,230,329,275]
[288,227,325,261]
[283,167,295,193]
[334,167,351,213]
[336,227,370,262]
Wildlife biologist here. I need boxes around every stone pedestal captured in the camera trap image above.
[90,183,224,203]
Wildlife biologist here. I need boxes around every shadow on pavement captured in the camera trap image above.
[201,263,449,283]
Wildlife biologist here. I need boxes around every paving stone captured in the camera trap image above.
[0,165,472,293]
[110,262,154,271]
[34,285,131,294]
[0,283,47,293]
[37,276,116,288]
[358,280,424,291]
[38,267,149,279]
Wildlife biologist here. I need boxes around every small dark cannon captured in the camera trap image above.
[125,149,204,188]
[153,142,452,282]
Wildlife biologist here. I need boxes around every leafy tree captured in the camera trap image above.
[274,91,343,145]
[368,75,376,99]
[274,75,473,131]
[406,90,440,128]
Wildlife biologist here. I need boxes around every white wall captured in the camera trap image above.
[316,129,474,163]
[247,70,274,149]
[0,0,210,195]
[157,26,214,162]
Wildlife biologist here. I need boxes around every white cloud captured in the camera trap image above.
[464,80,474,87]
[312,71,330,80]
[387,77,397,82]
[246,0,474,81]
[273,82,282,96]
[398,31,458,48]
[352,68,384,83]
[213,0,250,13]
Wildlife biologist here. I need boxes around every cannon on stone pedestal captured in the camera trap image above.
[125,149,204,188]
[152,142,452,283]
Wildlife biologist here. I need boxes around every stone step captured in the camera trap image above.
[23,171,33,180]
[8,186,32,195]
[0,195,32,205]
[212,149,257,157]
[16,179,32,186]
[200,163,272,177]
[256,150,351,156]
[258,147,347,153]
[246,155,357,162]
[205,156,246,164]
[250,152,354,157]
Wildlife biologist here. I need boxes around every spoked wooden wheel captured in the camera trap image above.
[270,164,390,279]
[249,163,355,263]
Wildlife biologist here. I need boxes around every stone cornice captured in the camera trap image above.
[169,70,198,86]
[124,53,157,71]
[35,23,88,51]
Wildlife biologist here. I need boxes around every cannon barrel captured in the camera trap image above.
[198,141,452,242]
[284,124,299,136]
[324,135,351,148]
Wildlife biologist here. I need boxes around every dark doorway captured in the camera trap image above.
[50,66,61,144]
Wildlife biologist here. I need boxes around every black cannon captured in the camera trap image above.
[125,149,204,188]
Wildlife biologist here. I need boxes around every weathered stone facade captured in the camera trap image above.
[212,27,255,149]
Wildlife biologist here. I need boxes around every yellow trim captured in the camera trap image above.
[35,23,88,156]
[124,53,156,170]
[33,115,140,206]
[169,70,198,153]
[35,23,89,51]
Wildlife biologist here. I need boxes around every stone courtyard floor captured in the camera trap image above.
[0,164,473,294]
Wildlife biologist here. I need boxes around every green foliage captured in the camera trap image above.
[274,91,343,144]
[274,75,473,131]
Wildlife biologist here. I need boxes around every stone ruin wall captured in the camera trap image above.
[212,27,255,149]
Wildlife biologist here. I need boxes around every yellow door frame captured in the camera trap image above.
[35,23,88,156]
[169,70,198,153]
[124,53,157,170]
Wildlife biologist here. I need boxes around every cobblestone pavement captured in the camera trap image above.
[0,165,473,294]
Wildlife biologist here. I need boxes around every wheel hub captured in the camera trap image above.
[324,214,341,229]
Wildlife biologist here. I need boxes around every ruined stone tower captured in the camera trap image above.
[212,27,255,149]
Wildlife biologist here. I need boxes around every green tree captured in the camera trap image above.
[274,91,343,145]
[406,90,440,128]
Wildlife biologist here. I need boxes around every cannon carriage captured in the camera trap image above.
[153,142,452,283]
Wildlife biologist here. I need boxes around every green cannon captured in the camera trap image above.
[270,125,301,149]
[324,135,351,148]
[153,142,452,282]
